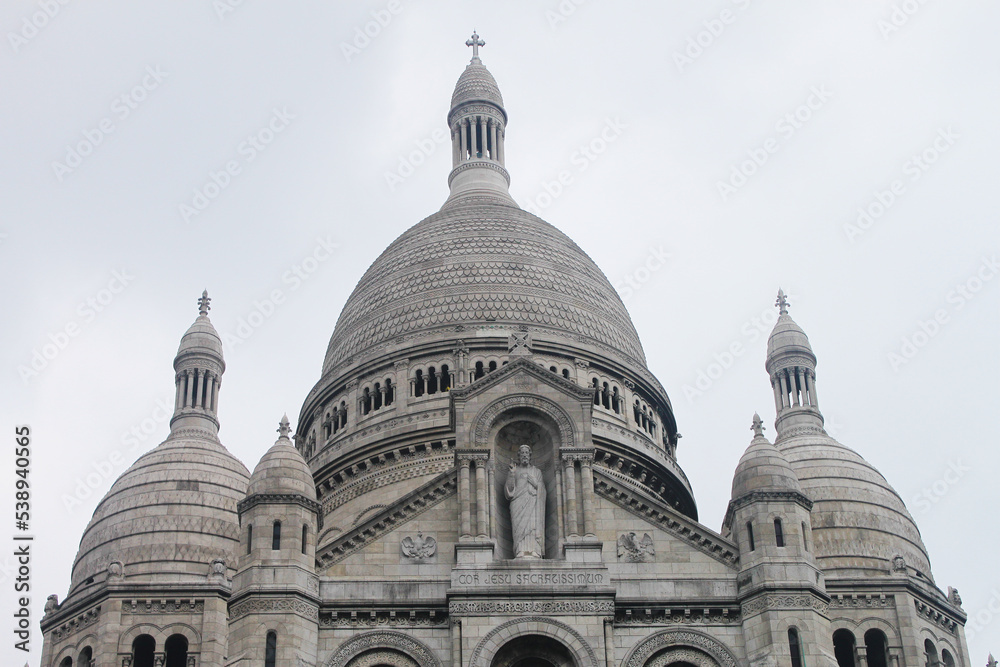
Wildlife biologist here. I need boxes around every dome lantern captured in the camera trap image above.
[765,289,824,439]
[170,290,226,437]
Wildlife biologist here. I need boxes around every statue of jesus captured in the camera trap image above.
[504,444,546,558]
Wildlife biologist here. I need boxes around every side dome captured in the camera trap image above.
[451,60,504,109]
[68,435,250,601]
[247,417,316,500]
[778,433,933,580]
[766,312,814,360]
[732,417,803,499]
[322,203,648,374]
[177,299,224,360]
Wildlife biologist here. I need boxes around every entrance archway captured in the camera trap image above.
[490,634,577,667]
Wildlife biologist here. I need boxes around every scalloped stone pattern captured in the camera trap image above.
[68,435,250,598]
[451,61,504,108]
[323,205,647,373]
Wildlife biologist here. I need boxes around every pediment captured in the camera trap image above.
[450,356,595,403]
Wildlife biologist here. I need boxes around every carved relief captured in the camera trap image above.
[324,631,440,667]
[622,630,739,667]
[473,395,575,449]
[617,532,655,562]
[400,533,437,560]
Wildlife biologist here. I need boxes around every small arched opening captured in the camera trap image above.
[490,634,576,667]
[78,646,94,667]
[833,629,857,667]
[165,634,189,667]
[788,627,804,667]
[865,630,889,667]
[132,634,156,667]
[265,630,278,667]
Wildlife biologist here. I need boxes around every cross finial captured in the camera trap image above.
[987,655,997,667]
[466,30,485,60]
[277,413,292,440]
[198,290,211,316]
[775,288,790,315]
[751,412,766,438]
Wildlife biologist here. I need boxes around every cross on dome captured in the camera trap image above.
[775,288,790,315]
[198,290,211,316]
[466,30,485,59]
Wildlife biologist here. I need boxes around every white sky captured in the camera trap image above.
[2,1,998,665]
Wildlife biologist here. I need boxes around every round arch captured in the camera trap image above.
[472,394,577,449]
[469,617,599,667]
[621,630,741,667]
[324,631,441,667]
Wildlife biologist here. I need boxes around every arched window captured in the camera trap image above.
[563,368,571,379]
[774,518,785,547]
[802,521,809,550]
[414,370,425,397]
[362,387,372,415]
[133,634,156,667]
[474,361,485,380]
[302,523,309,554]
[865,630,889,667]
[942,650,955,667]
[746,522,755,551]
[78,647,94,667]
[339,402,347,428]
[384,379,394,406]
[924,640,938,667]
[788,628,804,667]
[550,365,558,373]
[247,523,253,555]
[59,658,73,667]
[833,629,856,667]
[265,631,278,667]
[592,378,601,406]
[427,366,439,394]
[441,364,452,391]
[373,383,382,410]
[602,382,611,409]
[165,634,189,667]
[612,386,621,413]
[272,520,281,550]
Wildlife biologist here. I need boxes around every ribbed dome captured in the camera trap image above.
[322,202,647,373]
[451,60,504,109]
[732,434,803,499]
[777,433,933,579]
[68,434,249,601]
[178,313,224,359]
[767,313,814,360]
[248,441,316,500]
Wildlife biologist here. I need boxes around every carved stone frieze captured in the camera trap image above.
[622,629,740,667]
[50,605,101,640]
[324,631,441,667]
[449,600,614,615]
[229,597,319,622]
[122,599,203,615]
[741,594,829,617]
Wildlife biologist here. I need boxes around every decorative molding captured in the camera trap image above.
[741,594,829,617]
[317,470,457,566]
[469,617,599,667]
[324,631,441,667]
[229,597,318,622]
[914,599,959,633]
[320,610,447,628]
[50,604,101,640]
[829,595,895,609]
[122,599,204,615]
[594,469,738,569]
[622,629,740,667]
[450,600,614,615]
[239,492,321,515]
[319,444,454,511]
[616,608,741,626]
[723,490,813,528]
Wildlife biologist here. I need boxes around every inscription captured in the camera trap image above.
[456,571,604,586]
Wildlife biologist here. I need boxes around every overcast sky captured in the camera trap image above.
[2,1,998,664]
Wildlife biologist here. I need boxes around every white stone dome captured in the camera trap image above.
[67,434,249,602]
[732,434,803,499]
[451,60,504,109]
[247,440,316,500]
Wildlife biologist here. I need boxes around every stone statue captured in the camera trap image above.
[44,594,59,615]
[504,444,545,558]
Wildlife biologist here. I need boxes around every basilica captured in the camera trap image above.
[41,35,971,667]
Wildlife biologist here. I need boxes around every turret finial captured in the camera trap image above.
[466,30,485,60]
[775,288,789,316]
[277,414,292,440]
[751,413,765,438]
[198,290,211,317]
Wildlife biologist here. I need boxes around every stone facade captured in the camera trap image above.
[40,38,970,667]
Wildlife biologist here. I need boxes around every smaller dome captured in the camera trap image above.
[451,60,504,110]
[247,416,316,500]
[177,314,223,358]
[766,313,814,360]
[732,415,803,499]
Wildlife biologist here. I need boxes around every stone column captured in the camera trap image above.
[174,372,184,411]
[184,369,195,408]
[771,375,782,410]
[794,367,805,406]
[580,454,596,537]
[451,619,462,667]
[778,372,790,409]
[195,369,205,408]
[452,125,460,165]
[458,456,472,539]
[475,456,488,538]
[469,117,478,158]
[563,455,579,537]
[554,464,565,543]
[490,119,498,161]
[807,370,819,408]
[603,618,616,667]
[497,126,505,164]
[210,374,219,412]
[487,462,496,540]
[478,117,486,158]
[460,120,469,161]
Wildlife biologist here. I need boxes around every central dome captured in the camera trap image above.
[322,202,647,373]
